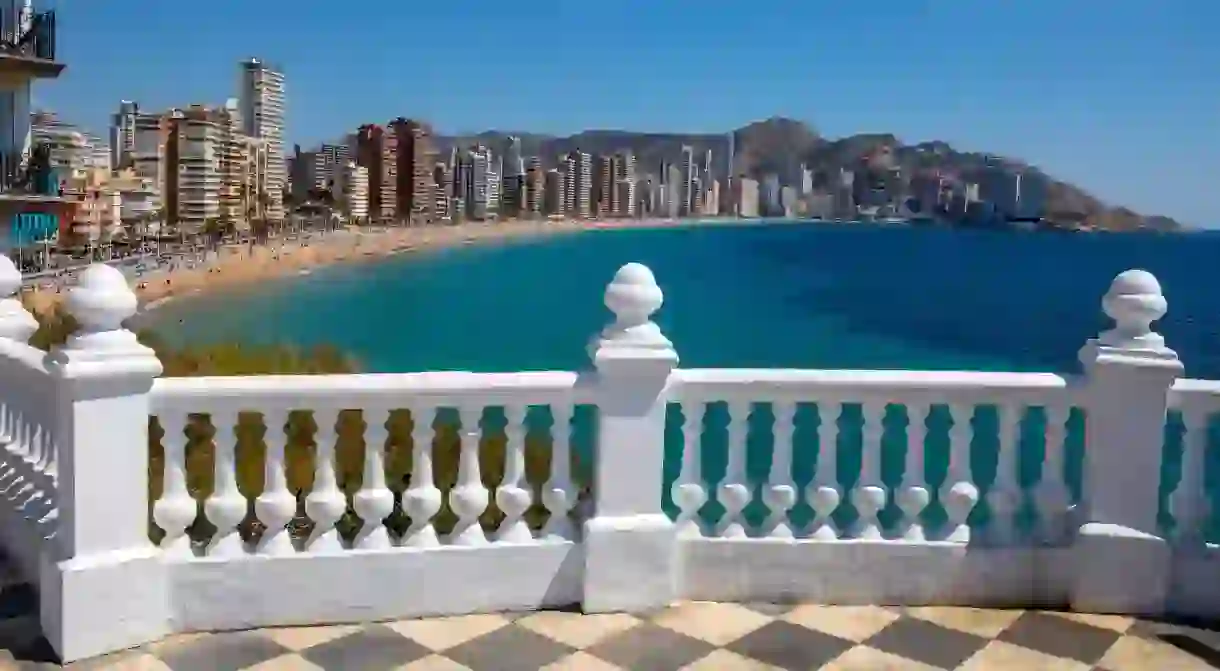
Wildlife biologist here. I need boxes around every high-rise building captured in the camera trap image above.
[388,117,435,224]
[680,145,696,216]
[30,112,89,186]
[355,124,397,224]
[131,112,169,198]
[167,105,222,234]
[498,137,526,218]
[431,163,449,221]
[238,58,285,221]
[610,151,636,217]
[487,153,501,218]
[215,98,249,228]
[735,177,760,218]
[666,164,683,218]
[336,161,368,221]
[543,168,564,216]
[564,150,591,217]
[109,100,139,170]
[594,154,613,216]
[525,156,543,217]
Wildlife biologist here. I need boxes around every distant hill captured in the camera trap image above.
[436,117,1180,231]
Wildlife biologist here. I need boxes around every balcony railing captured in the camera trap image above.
[0,10,55,61]
[0,260,1218,661]
[0,147,60,196]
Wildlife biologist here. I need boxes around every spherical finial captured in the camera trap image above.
[0,253,36,343]
[1100,269,1167,349]
[604,263,662,327]
[65,263,138,333]
[0,253,21,299]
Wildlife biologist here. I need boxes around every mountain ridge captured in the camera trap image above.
[436,117,1179,231]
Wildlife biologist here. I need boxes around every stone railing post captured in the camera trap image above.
[582,263,680,612]
[39,263,169,662]
[1070,269,1182,616]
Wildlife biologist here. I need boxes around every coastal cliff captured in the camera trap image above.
[438,117,1180,231]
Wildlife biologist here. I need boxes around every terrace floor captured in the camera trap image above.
[2,579,1219,671]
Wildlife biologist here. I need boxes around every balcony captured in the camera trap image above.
[0,147,64,200]
[0,261,1218,662]
[0,10,62,79]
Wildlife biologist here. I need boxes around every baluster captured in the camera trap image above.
[716,400,752,538]
[987,403,1023,544]
[353,408,394,549]
[807,401,842,540]
[1035,403,1072,545]
[17,425,47,517]
[152,413,196,556]
[897,402,931,540]
[671,401,708,537]
[402,405,442,547]
[762,400,798,538]
[448,406,488,545]
[942,403,979,542]
[254,410,295,555]
[851,402,887,539]
[495,404,534,542]
[204,411,246,556]
[541,403,576,540]
[304,409,346,552]
[1172,407,1210,546]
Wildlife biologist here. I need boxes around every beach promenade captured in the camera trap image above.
[19,217,731,315]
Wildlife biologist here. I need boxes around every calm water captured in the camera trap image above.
[149,222,1220,377]
[149,223,1220,535]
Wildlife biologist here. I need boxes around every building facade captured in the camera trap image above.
[238,58,285,221]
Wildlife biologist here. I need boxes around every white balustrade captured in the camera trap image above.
[761,400,797,538]
[942,403,978,542]
[1035,403,1072,544]
[204,411,245,556]
[402,405,441,547]
[254,410,295,555]
[672,401,707,537]
[304,409,345,552]
[852,402,887,539]
[541,403,576,540]
[352,408,394,549]
[896,402,930,540]
[152,413,194,555]
[494,404,533,543]
[448,406,489,546]
[716,401,752,538]
[987,403,1023,544]
[808,401,842,539]
[1,254,1216,663]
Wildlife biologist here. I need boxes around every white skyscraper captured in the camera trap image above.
[238,58,285,221]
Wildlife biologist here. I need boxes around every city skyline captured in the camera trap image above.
[34,1,1219,225]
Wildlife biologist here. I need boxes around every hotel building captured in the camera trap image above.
[239,58,285,221]
[0,0,67,254]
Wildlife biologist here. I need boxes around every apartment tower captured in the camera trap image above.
[389,117,435,224]
[238,58,286,221]
[355,124,397,224]
[109,100,139,170]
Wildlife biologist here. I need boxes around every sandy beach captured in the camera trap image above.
[21,217,734,315]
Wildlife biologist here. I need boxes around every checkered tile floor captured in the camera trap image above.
[2,584,1219,670]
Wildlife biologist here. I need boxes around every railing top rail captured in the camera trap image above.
[672,367,1078,404]
[150,370,589,414]
[0,337,49,377]
[1169,378,1220,416]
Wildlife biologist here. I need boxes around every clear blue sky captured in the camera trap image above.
[37,0,1219,226]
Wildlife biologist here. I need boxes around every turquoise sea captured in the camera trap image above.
[149,222,1220,536]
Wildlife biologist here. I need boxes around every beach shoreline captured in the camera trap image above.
[22,216,772,316]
